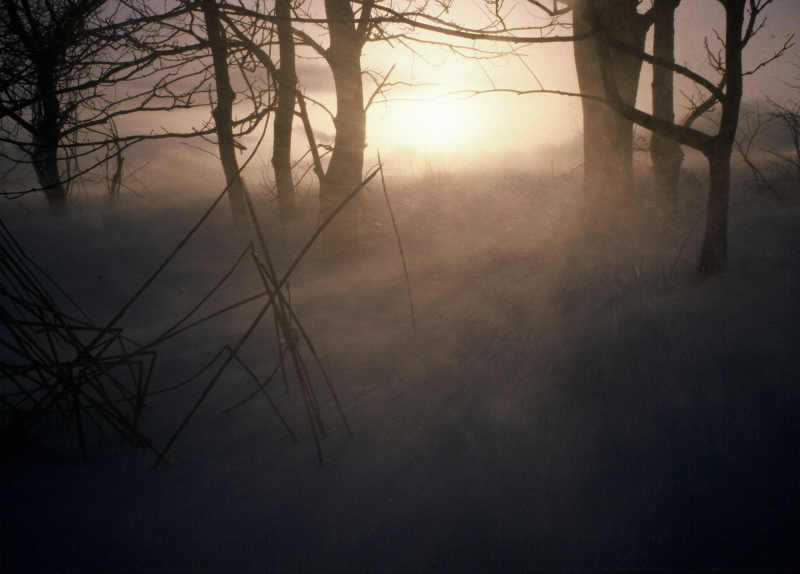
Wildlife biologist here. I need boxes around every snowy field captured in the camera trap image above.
[2,166,799,572]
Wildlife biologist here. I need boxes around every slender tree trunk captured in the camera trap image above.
[698,1,744,275]
[572,0,647,197]
[320,0,366,248]
[32,132,68,214]
[200,0,250,229]
[699,146,730,274]
[588,0,748,276]
[109,147,123,206]
[650,0,683,200]
[32,66,68,214]
[273,0,297,218]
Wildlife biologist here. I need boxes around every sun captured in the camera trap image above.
[370,97,484,154]
[405,99,475,152]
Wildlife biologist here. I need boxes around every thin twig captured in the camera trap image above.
[377,151,417,340]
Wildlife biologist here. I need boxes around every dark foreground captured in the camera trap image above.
[2,172,799,572]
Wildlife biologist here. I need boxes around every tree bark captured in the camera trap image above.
[698,1,744,275]
[319,0,367,249]
[590,0,748,275]
[572,0,648,197]
[698,145,730,274]
[200,0,250,229]
[32,64,68,215]
[273,0,297,218]
[650,0,683,200]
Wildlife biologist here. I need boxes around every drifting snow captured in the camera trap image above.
[2,167,799,572]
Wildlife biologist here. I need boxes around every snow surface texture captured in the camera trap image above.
[2,168,799,572]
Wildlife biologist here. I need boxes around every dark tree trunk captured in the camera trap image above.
[572,0,648,197]
[589,0,748,276]
[699,146,730,274]
[200,0,250,229]
[32,66,68,214]
[273,0,297,218]
[650,0,683,200]
[698,1,744,275]
[320,0,367,248]
[32,132,68,214]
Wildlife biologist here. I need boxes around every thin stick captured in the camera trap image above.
[296,92,325,181]
[666,204,707,288]
[273,304,290,394]
[280,167,381,286]
[99,115,271,339]
[156,242,255,342]
[251,252,326,441]
[377,151,417,339]
[222,346,287,412]
[251,251,351,437]
[154,294,276,466]
[142,292,269,349]
[228,352,298,443]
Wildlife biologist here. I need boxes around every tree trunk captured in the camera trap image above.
[698,146,730,274]
[320,0,366,249]
[698,0,744,275]
[32,66,68,215]
[586,0,748,276]
[273,0,297,218]
[32,132,68,215]
[650,0,683,200]
[572,0,647,197]
[200,0,250,229]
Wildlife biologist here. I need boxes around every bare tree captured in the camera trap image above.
[525,1,686,198]
[0,0,109,212]
[314,0,372,247]
[224,0,377,245]
[197,0,251,228]
[219,0,602,248]
[649,0,683,199]
[272,0,298,218]
[766,97,800,183]
[0,0,250,212]
[210,1,306,218]
[569,0,649,196]
[301,0,596,246]
[586,0,793,273]
[522,1,655,195]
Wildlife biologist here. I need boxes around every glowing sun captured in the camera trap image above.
[371,97,485,154]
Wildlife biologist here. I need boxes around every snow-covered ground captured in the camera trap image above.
[2,166,799,572]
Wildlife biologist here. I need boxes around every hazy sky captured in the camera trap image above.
[346,0,799,159]
[115,1,799,198]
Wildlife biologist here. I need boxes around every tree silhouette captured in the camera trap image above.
[198,0,251,228]
[569,0,649,196]
[587,0,793,273]
[273,0,298,218]
[0,0,277,216]
[315,0,373,247]
[649,0,683,200]
[0,0,110,212]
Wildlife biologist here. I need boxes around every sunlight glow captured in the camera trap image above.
[370,97,485,154]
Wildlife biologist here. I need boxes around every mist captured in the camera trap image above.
[3,138,799,571]
[2,0,800,568]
